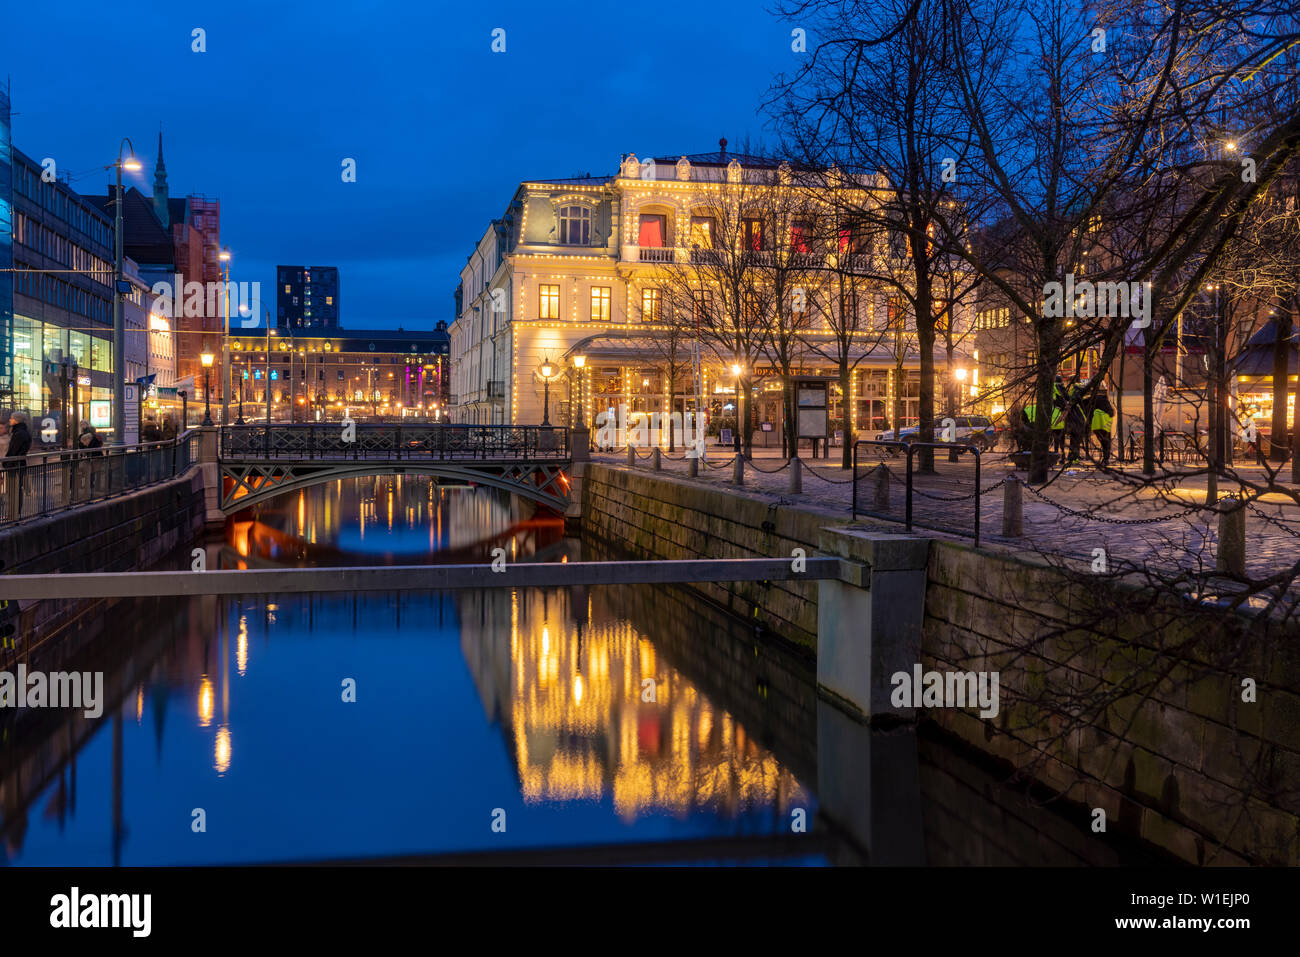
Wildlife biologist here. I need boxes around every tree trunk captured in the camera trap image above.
[1271,305,1292,462]
[916,294,936,474]
[741,377,752,457]
[1116,338,1127,462]
[841,362,853,469]
[1142,342,1155,476]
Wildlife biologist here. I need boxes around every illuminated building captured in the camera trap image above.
[450,144,976,439]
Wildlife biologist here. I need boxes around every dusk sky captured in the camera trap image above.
[0,0,797,329]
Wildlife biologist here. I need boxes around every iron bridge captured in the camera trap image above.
[218,424,572,513]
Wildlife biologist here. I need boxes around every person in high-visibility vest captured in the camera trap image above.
[1090,391,1115,466]
[1048,375,1067,454]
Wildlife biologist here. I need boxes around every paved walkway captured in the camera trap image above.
[593,444,1300,583]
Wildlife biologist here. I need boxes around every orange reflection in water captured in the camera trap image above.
[465,588,807,822]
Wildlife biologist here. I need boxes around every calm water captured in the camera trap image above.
[1,476,1161,866]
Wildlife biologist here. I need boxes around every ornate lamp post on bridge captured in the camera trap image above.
[200,351,215,426]
[539,356,556,426]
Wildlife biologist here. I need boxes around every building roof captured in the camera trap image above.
[1232,317,1298,376]
[88,186,175,267]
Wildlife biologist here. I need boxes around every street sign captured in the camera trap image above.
[123,384,139,444]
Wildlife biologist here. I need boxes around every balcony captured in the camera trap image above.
[623,244,678,264]
[488,380,505,398]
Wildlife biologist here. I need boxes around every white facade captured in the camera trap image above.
[450,151,977,436]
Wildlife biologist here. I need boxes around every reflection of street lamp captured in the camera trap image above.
[539,356,555,425]
[201,352,215,426]
[731,362,743,452]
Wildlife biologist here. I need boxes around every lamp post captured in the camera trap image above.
[572,354,587,429]
[265,315,273,428]
[539,356,555,426]
[731,362,743,453]
[219,248,231,427]
[201,351,215,426]
[109,140,142,444]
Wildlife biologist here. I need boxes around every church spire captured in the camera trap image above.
[153,126,170,230]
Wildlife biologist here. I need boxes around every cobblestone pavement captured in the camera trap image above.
[591,445,1300,582]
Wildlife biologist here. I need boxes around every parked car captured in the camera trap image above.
[872,415,998,450]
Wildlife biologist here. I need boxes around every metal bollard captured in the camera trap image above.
[733,455,744,486]
[1216,495,1246,575]
[627,446,635,468]
[688,454,699,478]
[652,447,662,471]
[789,456,802,494]
[873,464,890,509]
[1002,474,1023,537]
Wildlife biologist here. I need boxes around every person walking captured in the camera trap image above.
[161,415,177,440]
[4,412,32,520]
[0,418,10,516]
[141,415,163,442]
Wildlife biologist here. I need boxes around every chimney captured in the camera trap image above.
[719,137,727,160]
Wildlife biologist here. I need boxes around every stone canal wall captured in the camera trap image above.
[578,462,1300,864]
[578,463,843,650]
[0,468,207,643]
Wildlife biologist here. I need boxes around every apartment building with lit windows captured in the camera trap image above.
[278,265,339,331]
[450,147,976,439]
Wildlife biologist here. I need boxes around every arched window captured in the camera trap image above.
[558,205,591,244]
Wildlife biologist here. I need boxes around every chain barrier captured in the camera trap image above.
[704,455,739,470]
[1021,482,1200,524]
[1246,502,1300,539]
[745,457,791,474]
[910,476,1010,502]
[801,464,863,485]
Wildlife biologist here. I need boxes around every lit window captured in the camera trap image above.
[539,284,560,319]
[591,287,611,322]
[641,288,662,322]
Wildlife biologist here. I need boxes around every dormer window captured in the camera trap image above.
[559,205,591,244]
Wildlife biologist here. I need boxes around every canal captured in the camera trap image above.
[1,476,1168,866]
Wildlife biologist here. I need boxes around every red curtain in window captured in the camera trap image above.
[639,215,664,247]
[838,227,852,252]
[791,224,809,253]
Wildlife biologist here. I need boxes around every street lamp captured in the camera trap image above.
[731,362,743,452]
[573,354,587,430]
[539,356,555,426]
[219,248,231,427]
[200,351,215,426]
[108,139,142,444]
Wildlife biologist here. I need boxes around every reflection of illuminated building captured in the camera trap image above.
[459,586,808,821]
[226,478,561,567]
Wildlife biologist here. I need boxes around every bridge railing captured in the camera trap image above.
[0,430,200,526]
[219,424,570,461]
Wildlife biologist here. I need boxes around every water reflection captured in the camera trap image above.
[224,475,565,566]
[1,480,813,864]
[460,586,808,824]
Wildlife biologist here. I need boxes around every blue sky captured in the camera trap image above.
[1,0,797,329]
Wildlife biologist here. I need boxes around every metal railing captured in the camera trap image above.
[0,431,200,526]
[219,424,571,461]
[852,439,983,547]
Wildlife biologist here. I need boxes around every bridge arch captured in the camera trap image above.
[220,462,570,514]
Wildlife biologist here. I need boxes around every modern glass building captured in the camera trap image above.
[1,92,119,441]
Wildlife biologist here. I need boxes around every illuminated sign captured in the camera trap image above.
[89,400,110,428]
